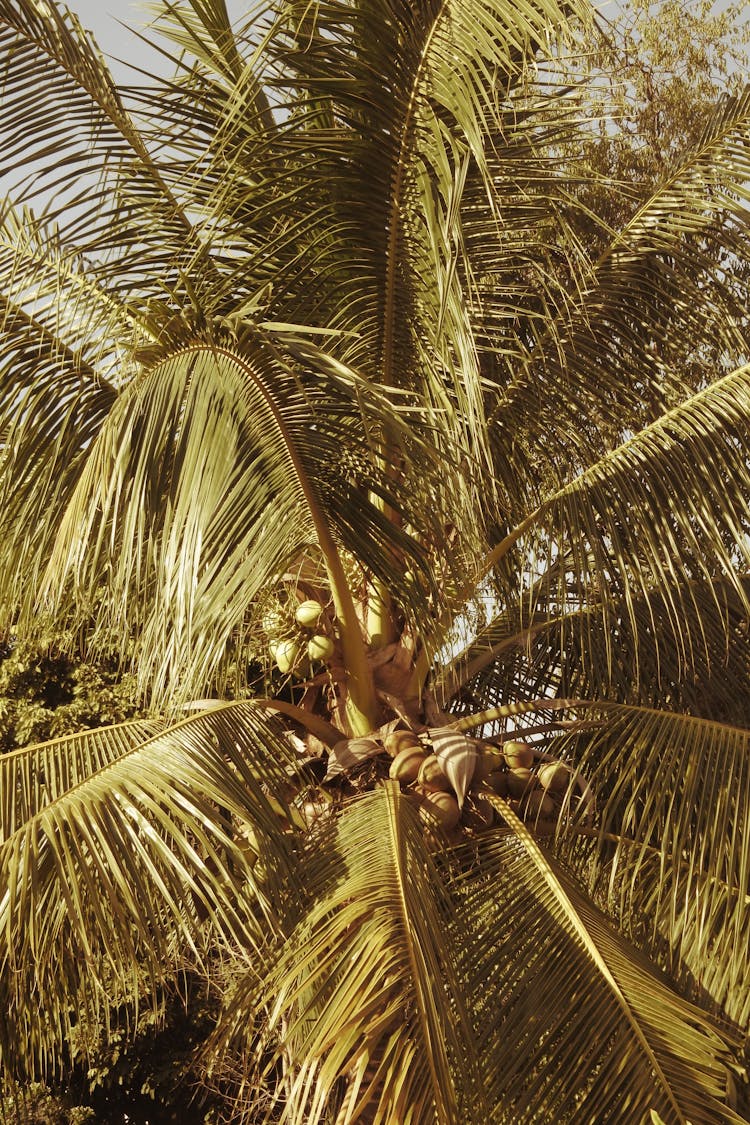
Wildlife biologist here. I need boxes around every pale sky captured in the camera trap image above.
[66,1,250,80]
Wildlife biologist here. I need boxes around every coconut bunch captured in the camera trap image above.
[266,598,336,675]
[386,729,590,836]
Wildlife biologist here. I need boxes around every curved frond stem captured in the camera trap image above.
[553,701,750,1027]
[452,696,588,733]
[187,695,343,748]
[486,792,683,1119]
[232,341,377,733]
[0,700,310,1079]
[449,821,745,1123]
[215,781,487,1123]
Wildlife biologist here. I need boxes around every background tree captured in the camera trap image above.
[0,0,750,1122]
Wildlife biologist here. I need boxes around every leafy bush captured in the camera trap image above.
[0,1084,94,1125]
[0,632,144,753]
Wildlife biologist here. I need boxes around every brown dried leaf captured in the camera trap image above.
[324,737,383,781]
[428,728,478,808]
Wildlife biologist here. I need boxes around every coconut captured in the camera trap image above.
[295,599,325,627]
[417,754,453,792]
[523,790,556,818]
[261,601,287,635]
[417,788,461,831]
[389,745,427,783]
[306,634,335,662]
[537,760,572,793]
[506,766,536,799]
[274,638,300,674]
[383,729,423,757]
[502,740,535,769]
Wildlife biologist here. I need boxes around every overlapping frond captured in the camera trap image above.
[1,330,459,704]
[443,575,750,724]
[550,703,750,1031]
[0,0,219,301]
[261,0,591,467]
[0,701,307,1081]
[0,717,164,840]
[492,85,750,483]
[209,782,487,1124]
[482,362,750,697]
[449,817,745,1124]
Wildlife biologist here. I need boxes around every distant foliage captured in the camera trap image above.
[0,1084,94,1125]
[0,632,144,753]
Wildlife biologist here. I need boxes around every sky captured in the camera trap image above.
[65,1,249,80]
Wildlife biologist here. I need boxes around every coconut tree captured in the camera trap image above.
[1,0,750,1120]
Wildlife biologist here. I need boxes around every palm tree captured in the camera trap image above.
[1,0,750,1120]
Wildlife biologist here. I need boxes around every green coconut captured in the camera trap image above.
[417,754,453,793]
[502,740,535,770]
[274,638,301,674]
[506,766,536,799]
[389,745,427,783]
[383,729,422,757]
[417,788,461,831]
[307,634,335,662]
[537,760,573,793]
[295,599,325,627]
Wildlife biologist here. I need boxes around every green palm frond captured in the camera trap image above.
[127,1,283,315]
[483,362,750,687]
[0,329,462,706]
[0,718,164,839]
[257,0,591,456]
[0,0,219,301]
[493,86,750,474]
[444,575,750,723]
[550,703,750,1029]
[209,781,487,1125]
[0,204,148,381]
[0,701,308,1081]
[2,0,750,1117]
[450,812,746,1124]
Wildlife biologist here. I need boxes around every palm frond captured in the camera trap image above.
[550,703,750,1031]
[0,701,308,1081]
[3,332,457,704]
[0,717,163,840]
[483,362,750,694]
[0,0,219,302]
[449,812,746,1124]
[443,575,750,724]
[261,0,591,458]
[492,85,750,478]
[209,781,487,1125]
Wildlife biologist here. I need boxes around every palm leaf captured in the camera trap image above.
[263,0,591,456]
[0,0,223,303]
[449,810,746,1124]
[443,575,750,724]
[0,700,309,1081]
[2,331,453,706]
[550,703,750,1031]
[0,718,164,840]
[492,85,750,482]
[483,362,750,690]
[209,781,488,1124]
[0,202,155,602]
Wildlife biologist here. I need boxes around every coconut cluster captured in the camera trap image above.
[386,730,578,835]
[267,599,336,675]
